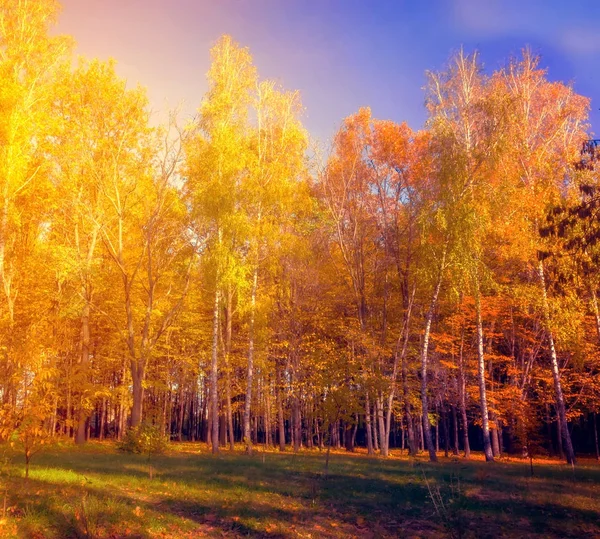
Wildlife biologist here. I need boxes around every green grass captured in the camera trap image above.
[0,442,598,538]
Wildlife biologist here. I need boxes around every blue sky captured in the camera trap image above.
[58,0,600,142]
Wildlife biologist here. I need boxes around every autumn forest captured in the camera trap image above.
[3,0,600,486]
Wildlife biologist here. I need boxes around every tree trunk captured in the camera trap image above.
[402,357,417,456]
[130,361,145,429]
[435,403,440,453]
[99,397,106,441]
[344,420,354,452]
[51,396,58,438]
[491,412,500,457]
[458,335,471,458]
[276,360,285,451]
[224,286,235,451]
[292,396,301,452]
[66,363,72,437]
[591,289,600,344]
[243,265,258,454]
[265,382,272,447]
[210,285,220,454]
[365,392,374,455]
[452,404,459,455]
[556,412,565,460]
[443,405,449,458]
[377,393,387,456]
[538,261,576,465]
[474,273,494,462]
[385,290,415,457]
[372,410,379,452]
[177,390,185,441]
[75,300,91,444]
[421,248,445,463]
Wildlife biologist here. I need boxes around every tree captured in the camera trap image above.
[0,0,71,412]
[499,51,589,464]
[186,35,256,454]
[241,80,307,454]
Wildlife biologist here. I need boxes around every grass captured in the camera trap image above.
[0,442,598,538]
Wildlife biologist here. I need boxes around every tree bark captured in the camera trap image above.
[377,393,387,456]
[538,261,576,465]
[75,298,91,444]
[210,285,220,454]
[421,248,446,462]
[276,359,286,451]
[458,333,471,458]
[130,361,145,429]
[365,392,374,455]
[474,275,494,462]
[591,289,600,344]
[491,412,500,457]
[452,404,459,455]
[243,265,258,454]
[402,357,417,456]
[224,286,235,451]
[292,395,301,452]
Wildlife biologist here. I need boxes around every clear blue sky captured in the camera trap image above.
[58,0,600,142]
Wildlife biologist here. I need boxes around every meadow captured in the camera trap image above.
[0,443,599,538]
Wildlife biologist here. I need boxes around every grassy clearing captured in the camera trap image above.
[0,442,598,538]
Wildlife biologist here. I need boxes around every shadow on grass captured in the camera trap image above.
[5,448,600,538]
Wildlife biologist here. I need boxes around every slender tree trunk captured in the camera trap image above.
[591,289,600,344]
[402,358,417,456]
[219,407,227,446]
[99,397,106,441]
[243,265,258,454]
[556,412,565,460]
[421,249,446,463]
[177,389,185,441]
[377,393,387,456]
[224,287,235,451]
[443,405,449,458]
[386,292,414,457]
[365,392,374,455]
[435,403,440,453]
[292,396,301,452]
[161,390,167,437]
[276,360,285,451]
[458,334,471,458]
[75,299,91,444]
[130,361,145,429]
[351,419,358,448]
[538,261,576,465]
[51,396,58,438]
[316,416,322,449]
[452,404,459,455]
[344,420,354,452]
[265,382,272,447]
[66,365,72,437]
[589,290,600,461]
[372,410,379,452]
[491,412,500,457]
[400,420,405,452]
[474,273,494,462]
[210,285,220,454]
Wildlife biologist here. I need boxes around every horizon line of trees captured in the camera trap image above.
[1,0,599,465]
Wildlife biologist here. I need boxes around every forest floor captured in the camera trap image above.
[0,442,598,538]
